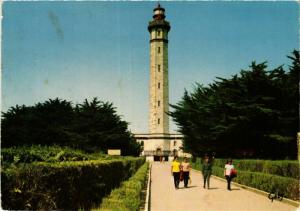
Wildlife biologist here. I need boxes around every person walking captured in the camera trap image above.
[224,158,234,191]
[202,155,213,189]
[171,156,181,189]
[181,157,191,188]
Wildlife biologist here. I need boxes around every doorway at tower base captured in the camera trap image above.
[153,155,169,162]
[146,156,168,162]
[144,154,192,162]
[144,155,171,162]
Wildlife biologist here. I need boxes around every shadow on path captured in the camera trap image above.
[206,187,219,190]
[177,185,198,189]
[230,188,240,191]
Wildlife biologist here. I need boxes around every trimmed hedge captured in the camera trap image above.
[192,158,299,201]
[98,162,149,211]
[2,157,145,210]
[212,158,299,179]
[1,145,107,165]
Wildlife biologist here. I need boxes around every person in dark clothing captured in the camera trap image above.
[202,155,213,189]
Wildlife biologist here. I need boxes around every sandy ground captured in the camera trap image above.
[150,162,298,211]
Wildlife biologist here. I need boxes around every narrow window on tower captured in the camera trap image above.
[158,118,160,125]
[157,30,161,37]
[158,100,160,107]
[158,64,160,72]
[158,47,161,53]
[158,82,160,89]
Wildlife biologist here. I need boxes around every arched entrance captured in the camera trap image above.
[154,148,162,161]
[153,148,169,161]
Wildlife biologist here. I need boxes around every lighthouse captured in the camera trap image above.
[148,3,170,135]
[135,3,184,161]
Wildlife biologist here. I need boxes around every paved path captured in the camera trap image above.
[150,162,297,211]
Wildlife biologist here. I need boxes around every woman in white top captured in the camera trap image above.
[224,158,234,191]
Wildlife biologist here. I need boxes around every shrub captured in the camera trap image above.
[99,162,149,211]
[2,157,145,210]
[1,145,106,165]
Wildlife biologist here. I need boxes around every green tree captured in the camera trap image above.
[72,98,141,155]
[169,51,299,159]
[2,98,74,148]
[2,98,141,156]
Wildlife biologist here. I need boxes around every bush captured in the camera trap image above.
[99,162,149,211]
[212,158,299,179]
[192,158,299,200]
[1,145,107,166]
[2,157,145,210]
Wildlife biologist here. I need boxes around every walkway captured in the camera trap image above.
[150,162,297,211]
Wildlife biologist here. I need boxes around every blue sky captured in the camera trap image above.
[2,1,298,133]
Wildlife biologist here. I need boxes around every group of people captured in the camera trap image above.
[171,156,236,191]
[170,156,191,189]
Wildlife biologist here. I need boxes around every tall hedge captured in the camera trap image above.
[2,157,145,210]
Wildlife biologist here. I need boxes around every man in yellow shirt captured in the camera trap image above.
[171,156,181,189]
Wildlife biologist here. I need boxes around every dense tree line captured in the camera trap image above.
[169,50,299,159]
[2,98,141,156]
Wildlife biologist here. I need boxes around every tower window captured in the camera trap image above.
[158,100,160,106]
[158,64,161,72]
[158,118,160,124]
[158,47,161,53]
[157,30,161,36]
[158,82,160,89]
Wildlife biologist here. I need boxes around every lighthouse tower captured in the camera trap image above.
[135,3,184,161]
[144,3,171,159]
[148,3,170,135]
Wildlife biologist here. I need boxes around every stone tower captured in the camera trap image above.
[148,3,170,135]
[135,3,184,161]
